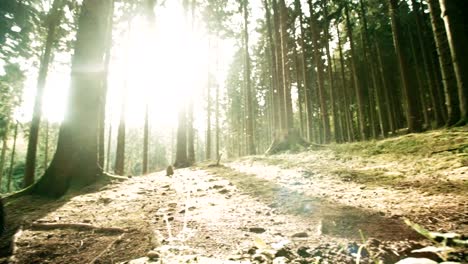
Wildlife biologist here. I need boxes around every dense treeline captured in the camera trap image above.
[224,0,467,156]
[0,0,466,197]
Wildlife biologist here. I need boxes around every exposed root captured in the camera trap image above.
[265,129,310,155]
[88,233,125,264]
[102,172,129,181]
[2,185,34,203]
[27,222,125,234]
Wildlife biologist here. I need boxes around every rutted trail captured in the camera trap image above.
[3,146,465,263]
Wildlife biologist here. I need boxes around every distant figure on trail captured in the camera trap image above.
[166,165,174,176]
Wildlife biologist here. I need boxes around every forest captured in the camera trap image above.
[0,0,467,263]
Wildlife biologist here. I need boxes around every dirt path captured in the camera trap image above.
[1,149,466,263]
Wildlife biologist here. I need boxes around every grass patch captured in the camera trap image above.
[329,127,468,157]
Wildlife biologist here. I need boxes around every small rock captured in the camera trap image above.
[247,247,258,255]
[297,246,312,258]
[273,256,288,264]
[219,189,229,194]
[292,232,308,238]
[249,227,266,234]
[147,250,160,260]
[252,254,269,263]
[395,258,438,264]
[275,247,292,258]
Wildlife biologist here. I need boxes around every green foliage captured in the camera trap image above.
[201,0,237,37]
[0,0,43,61]
[404,219,467,262]
[0,63,25,136]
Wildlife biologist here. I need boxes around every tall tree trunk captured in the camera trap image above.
[43,120,49,171]
[0,122,9,188]
[7,121,19,192]
[32,0,113,197]
[427,0,460,126]
[323,1,340,142]
[358,0,387,138]
[271,0,286,133]
[187,0,196,165]
[105,121,112,171]
[308,0,330,143]
[412,0,444,127]
[23,0,63,188]
[439,0,468,125]
[344,3,367,140]
[243,0,256,155]
[263,0,280,134]
[294,0,314,141]
[142,105,149,174]
[293,45,305,136]
[187,100,195,164]
[336,23,354,142]
[174,105,189,168]
[279,0,293,131]
[376,40,396,134]
[206,58,212,160]
[98,2,114,171]
[408,28,430,127]
[114,21,131,176]
[389,0,423,132]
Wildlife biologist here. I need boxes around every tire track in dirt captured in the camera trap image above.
[206,165,421,242]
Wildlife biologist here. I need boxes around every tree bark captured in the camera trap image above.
[279,0,293,131]
[7,121,19,192]
[142,105,149,174]
[0,122,9,188]
[388,0,423,132]
[263,0,280,134]
[294,0,314,142]
[114,21,131,176]
[32,0,113,197]
[308,0,330,143]
[23,0,63,188]
[174,106,189,168]
[427,0,460,126]
[439,0,468,125]
[336,23,355,142]
[412,0,445,127]
[344,3,367,140]
[243,0,256,155]
[323,1,340,142]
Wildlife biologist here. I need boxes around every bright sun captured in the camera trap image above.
[22,1,234,133]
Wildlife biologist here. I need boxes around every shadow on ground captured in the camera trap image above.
[206,165,423,241]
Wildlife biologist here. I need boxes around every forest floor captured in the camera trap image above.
[0,127,467,264]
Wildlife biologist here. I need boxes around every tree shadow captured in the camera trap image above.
[0,178,115,259]
[207,165,423,241]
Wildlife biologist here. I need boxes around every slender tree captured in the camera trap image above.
[427,0,460,126]
[32,0,113,197]
[388,0,423,132]
[344,2,367,140]
[114,21,131,176]
[23,0,64,188]
[242,0,256,155]
[7,121,19,192]
[174,105,189,168]
[439,0,468,125]
[142,104,149,174]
